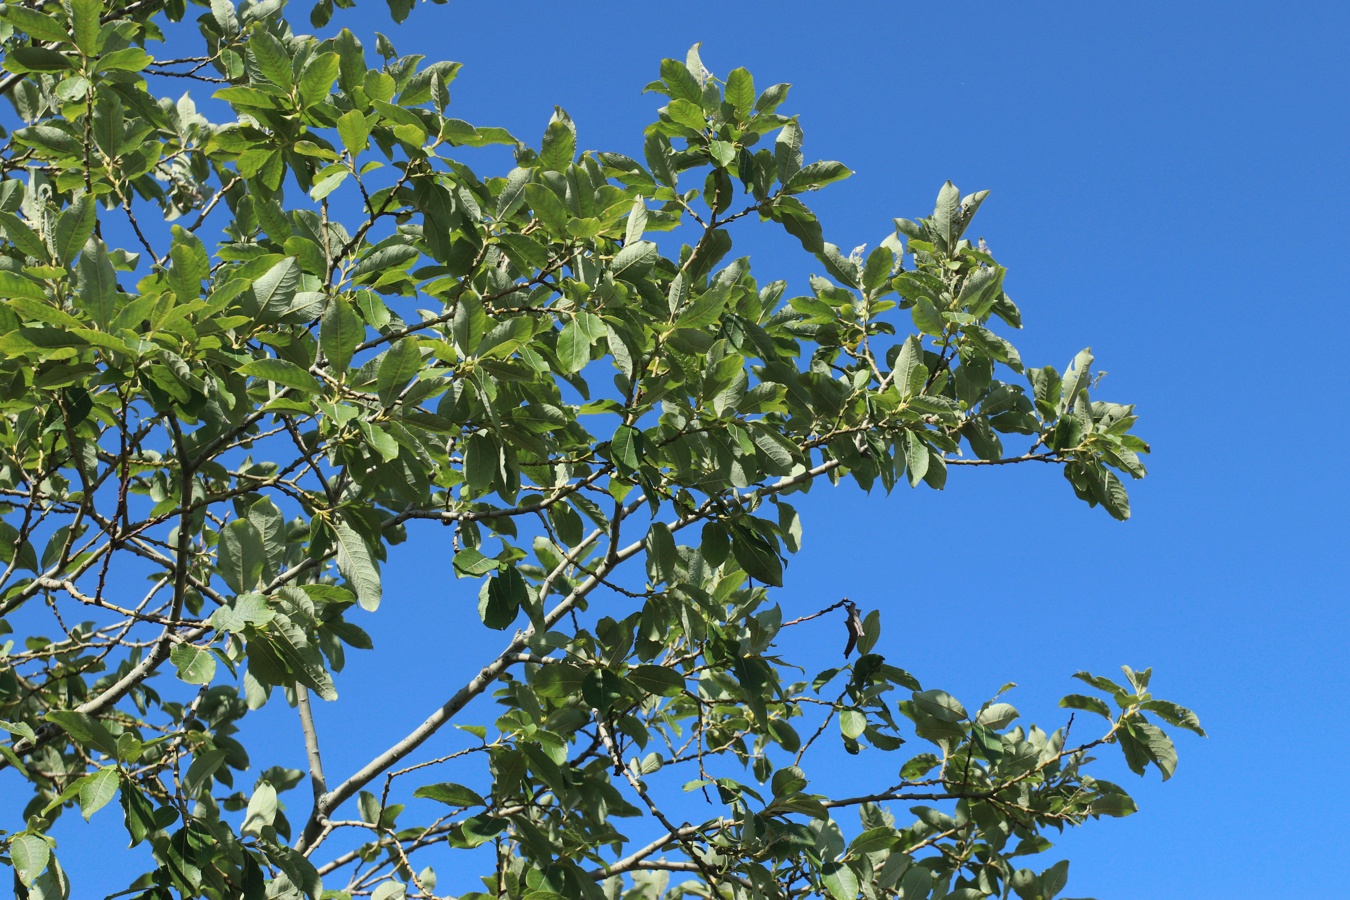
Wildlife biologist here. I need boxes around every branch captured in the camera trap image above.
[3,416,197,766]
[295,500,648,853]
[944,452,1060,466]
[590,821,726,879]
[781,597,850,627]
[597,716,723,889]
[296,686,328,804]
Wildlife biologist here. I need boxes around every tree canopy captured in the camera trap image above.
[0,0,1200,897]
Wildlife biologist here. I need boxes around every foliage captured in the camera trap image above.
[0,0,1194,897]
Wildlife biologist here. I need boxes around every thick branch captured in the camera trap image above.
[296,686,328,804]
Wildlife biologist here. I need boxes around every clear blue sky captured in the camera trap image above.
[26,2,1350,897]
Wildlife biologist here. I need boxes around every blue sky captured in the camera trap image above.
[16,1,1350,897]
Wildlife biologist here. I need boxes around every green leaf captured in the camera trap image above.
[0,211,51,261]
[78,766,119,821]
[239,358,322,394]
[725,67,755,115]
[582,668,624,714]
[786,160,852,193]
[932,180,961,251]
[899,752,940,780]
[1060,693,1112,719]
[337,109,371,156]
[905,431,930,487]
[775,119,803,183]
[414,782,487,808]
[858,609,880,656]
[754,82,790,113]
[46,710,119,757]
[0,271,48,303]
[496,166,531,220]
[840,708,866,740]
[660,57,702,103]
[539,107,576,172]
[478,568,524,630]
[821,861,859,900]
[453,548,499,577]
[241,782,277,836]
[310,169,348,200]
[624,196,648,245]
[119,780,157,846]
[665,98,706,131]
[376,337,421,405]
[523,183,569,234]
[612,240,657,281]
[462,431,497,497]
[458,814,508,848]
[771,766,808,797]
[96,47,152,71]
[53,197,95,265]
[1129,720,1178,780]
[320,296,362,372]
[219,519,265,594]
[975,702,1018,730]
[1089,792,1138,817]
[183,749,228,798]
[1073,669,1127,697]
[911,298,944,336]
[249,30,294,92]
[7,45,75,72]
[266,843,322,899]
[729,525,782,587]
[0,4,72,43]
[1060,348,1094,414]
[250,256,301,322]
[644,132,676,188]
[298,52,339,108]
[211,592,274,633]
[628,664,684,697]
[0,720,37,743]
[168,230,209,303]
[610,424,642,474]
[774,196,823,252]
[1140,699,1206,736]
[496,232,549,269]
[849,826,899,855]
[863,246,895,294]
[170,644,218,685]
[333,514,382,610]
[70,0,101,54]
[1100,468,1131,521]
[556,319,591,374]
[452,295,487,356]
[912,689,967,723]
[9,833,49,887]
[958,264,1004,317]
[268,610,338,700]
[1041,860,1069,899]
[644,521,677,584]
[818,242,860,288]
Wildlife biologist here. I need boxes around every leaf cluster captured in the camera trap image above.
[0,5,1184,899]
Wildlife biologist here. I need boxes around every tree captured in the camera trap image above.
[0,0,1202,896]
